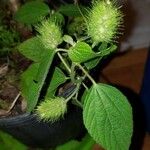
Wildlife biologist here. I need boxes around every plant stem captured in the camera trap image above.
[77,64,96,85]
[78,36,90,42]
[71,63,76,83]
[72,97,83,108]
[75,92,83,107]
[56,48,68,53]
[66,85,79,102]
[57,52,71,73]
[76,0,88,27]
[82,82,88,90]
[92,42,97,48]
[7,92,21,113]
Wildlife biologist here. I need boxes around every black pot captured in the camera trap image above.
[0,86,86,148]
[113,85,146,150]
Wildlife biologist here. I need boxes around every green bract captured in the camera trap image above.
[36,19,62,49]
[36,97,67,122]
[87,0,123,43]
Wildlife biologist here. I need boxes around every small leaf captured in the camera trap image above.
[14,1,50,24]
[83,83,133,150]
[100,44,117,57]
[46,67,67,98]
[84,43,117,69]
[99,42,108,51]
[63,35,74,46]
[0,130,27,150]
[69,42,117,64]
[18,37,46,62]
[58,4,85,17]
[84,57,101,70]
[56,134,95,150]
[68,42,97,63]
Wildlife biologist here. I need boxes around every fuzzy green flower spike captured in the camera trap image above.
[36,19,62,49]
[36,97,67,122]
[87,0,123,43]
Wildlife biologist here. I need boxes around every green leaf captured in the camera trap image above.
[56,134,95,150]
[0,131,27,150]
[84,57,101,70]
[63,35,74,46]
[46,67,66,98]
[18,37,46,62]
[58,4,85,17]
[20,63,39,105]
[68,42,98,63]
[21,50,55,112]
[14,1,50,24]
[83,83,133,150]
[99,44,117,57]
[84,43,117,69]
[68,42,115,64]
[98,42,108,51]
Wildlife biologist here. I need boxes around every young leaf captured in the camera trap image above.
[0,131,27,150]
[21,50,55,112]
[58,4,85,17]
[100,44,117,57]
[98,42,108,51]
[84,57,101,70]
[84,43,117,69]
[63,35,74,46]
[14,1,50,25]
[46,67,67,98]
[83,83,133,150]
[56,134,95,150]
[18,37,46,62]
[68,42,97,63]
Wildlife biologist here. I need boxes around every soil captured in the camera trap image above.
[0,0,33,117]
[0,53,31,117]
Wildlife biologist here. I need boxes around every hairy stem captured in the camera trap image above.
[56,48,68,53]
[76,64,96,85]
[70,63,76,83]
[72,97,83,108]
[66,85,79,102]
[57,52,71,73]
[82,82,88,90]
